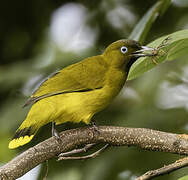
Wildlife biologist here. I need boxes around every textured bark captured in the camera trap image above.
[1,126,188,179]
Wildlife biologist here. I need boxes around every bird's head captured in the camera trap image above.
[103,39,154,72]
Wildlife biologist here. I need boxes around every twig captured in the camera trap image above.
[58,143,96,157]
[42,160,48,180]
[136,157,188,180]
[58,144,109,160]
[1,126,188,179]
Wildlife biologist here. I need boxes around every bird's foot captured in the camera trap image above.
[90,121,100,134]
[52,122,61,143]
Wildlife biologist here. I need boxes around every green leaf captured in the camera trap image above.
[128,29,188,80]
[159,0,171,16]
[129,0,171,44]
[178,175,188,180]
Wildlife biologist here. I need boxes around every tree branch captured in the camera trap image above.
[136,157,188,180]
[1,126,188,179]
[58,144,109,160]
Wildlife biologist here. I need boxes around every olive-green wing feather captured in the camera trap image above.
[24,55,108,107]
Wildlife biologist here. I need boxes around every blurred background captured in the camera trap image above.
[1,0,188,179]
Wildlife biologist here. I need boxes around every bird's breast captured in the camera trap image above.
[104,68,127,96]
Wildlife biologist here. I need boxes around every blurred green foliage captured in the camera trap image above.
[1,0,188,180]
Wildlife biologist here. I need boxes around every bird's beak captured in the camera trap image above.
[131,46,154,58]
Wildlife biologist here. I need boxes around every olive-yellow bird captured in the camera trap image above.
[9,39,153,149]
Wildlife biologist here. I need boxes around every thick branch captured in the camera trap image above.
[1,126,188,179]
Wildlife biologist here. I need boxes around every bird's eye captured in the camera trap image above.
[121,46,128,54]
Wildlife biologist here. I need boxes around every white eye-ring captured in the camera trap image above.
[121,46,128,54]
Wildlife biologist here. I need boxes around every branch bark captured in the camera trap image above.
[1,126,188,180]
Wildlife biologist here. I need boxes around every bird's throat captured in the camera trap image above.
[125,56,139,73]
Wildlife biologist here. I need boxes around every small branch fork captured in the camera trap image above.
[1,126,188,179]
[136,157,188,180]
[58,144,109,160]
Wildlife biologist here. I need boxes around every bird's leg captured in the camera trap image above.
[51,122,61,141]
[90,121,100,134]
[58,121,109,160]
[58,144,109,161]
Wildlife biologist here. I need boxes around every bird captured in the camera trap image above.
[9,39,154,149]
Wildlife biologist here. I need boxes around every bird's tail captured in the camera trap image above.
[9,123,39,149]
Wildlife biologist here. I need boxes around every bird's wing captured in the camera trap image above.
[23,55,108,107]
